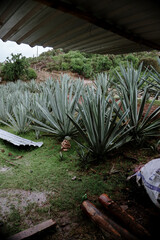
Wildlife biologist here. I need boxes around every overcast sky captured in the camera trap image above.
[0,40,52,62]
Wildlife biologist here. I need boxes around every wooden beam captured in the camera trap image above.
[8,219,56,240]
[36,0,160,50]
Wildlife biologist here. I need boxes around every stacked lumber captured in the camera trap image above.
[81,194,151,240]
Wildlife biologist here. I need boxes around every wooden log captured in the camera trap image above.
[81,200,139,240]
[8,219,56,240]
[98,194,151,240]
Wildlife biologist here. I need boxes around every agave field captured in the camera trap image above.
[0,63,160,156]
[0,63,160,239]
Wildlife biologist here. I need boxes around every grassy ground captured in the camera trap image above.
[0,125,159,239]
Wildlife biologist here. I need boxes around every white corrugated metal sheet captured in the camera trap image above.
[0,129,43,147]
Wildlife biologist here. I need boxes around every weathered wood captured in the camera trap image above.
[99,194,151,240]
[81,200,139,240]
[8,219,56,240]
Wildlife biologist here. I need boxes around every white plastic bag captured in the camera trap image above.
[136,158,160,208]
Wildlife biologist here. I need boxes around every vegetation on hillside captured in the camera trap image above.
[29,49,160,78]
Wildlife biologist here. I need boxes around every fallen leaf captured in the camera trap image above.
[72,176,77,181]
[15,156,23,160]
[109,164,120,175]
[120,205,128,211]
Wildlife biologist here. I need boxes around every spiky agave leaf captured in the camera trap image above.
[113,83,160,144]
[67,87,131,159]
[29,75,83,138]
[0,104,31,133]
[147,64,160,92]
[94,72,112,96]
[0,92,13,122]
[114,62,147,95]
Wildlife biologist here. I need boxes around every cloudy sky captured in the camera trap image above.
[0,39,52,62]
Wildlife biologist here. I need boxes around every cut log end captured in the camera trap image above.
[81,200,139,240]
[99,194,151,240]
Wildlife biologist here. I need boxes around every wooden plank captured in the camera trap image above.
[8,219,56,240]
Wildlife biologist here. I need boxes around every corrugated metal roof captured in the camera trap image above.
[0,129,43,147]
[0,0,160,54]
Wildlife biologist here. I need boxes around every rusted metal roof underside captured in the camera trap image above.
[0,0,160,54]
[0,129,43,147]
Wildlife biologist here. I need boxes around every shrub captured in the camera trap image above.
[83,63,93,78]
[70,58,84,74]
[140,57,160,72]
[1,53,29,81]
[124,54,139,68]
[61,62,70,71]
[27,68,37,80]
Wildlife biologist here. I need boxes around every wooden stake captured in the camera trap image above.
[99,194,151,240]
[81,200,139,240]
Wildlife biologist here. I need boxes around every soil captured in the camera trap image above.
[36,69,93,85]
[0,189,52,221]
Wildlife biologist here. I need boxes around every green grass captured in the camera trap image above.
[0,125,158,237]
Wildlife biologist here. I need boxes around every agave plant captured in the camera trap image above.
[29,75,83,138]
[147,59,160,92]
[114,62,147,96]
[30,91,50,122]
[0,95,12,122]
[67,87,131,159]
[0,104,31,133]
[43,77,56,93]
[112,63,160,143]
[113,84,160,144]
[26,79,40,92]
[94,72,112,96]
